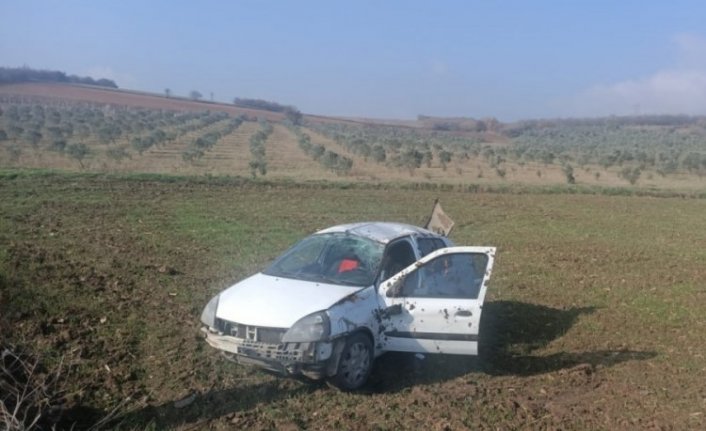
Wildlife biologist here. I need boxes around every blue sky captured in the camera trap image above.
[2,1,706,121]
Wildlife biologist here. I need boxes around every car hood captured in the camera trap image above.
[216,272,363,328]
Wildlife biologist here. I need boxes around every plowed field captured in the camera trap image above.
[1,172,705,430]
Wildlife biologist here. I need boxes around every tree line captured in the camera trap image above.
[0,102,237,168]
[0,66,118,88]
[247,119,274,177]
[311,122,482,176]
[233,97,303,125]
[290,126,353,175]
[182,115,246,163]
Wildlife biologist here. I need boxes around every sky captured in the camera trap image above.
[2,0,706,121]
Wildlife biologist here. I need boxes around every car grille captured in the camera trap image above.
[216,319,286,344]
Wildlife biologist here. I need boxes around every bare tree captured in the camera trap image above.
[66,143,89,168]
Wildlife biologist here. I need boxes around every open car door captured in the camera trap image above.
[377,246,495,355]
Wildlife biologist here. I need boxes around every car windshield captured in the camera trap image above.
[263,232,385,287]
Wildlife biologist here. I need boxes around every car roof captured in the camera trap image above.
[316,222,440,244]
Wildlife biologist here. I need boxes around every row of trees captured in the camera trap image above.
[182,115,245,163]
[311,122,482,176]
[504,115,706,137]
[4,98,706,183]
[0,66,118,88]
[507,119,706,177]
[311,116,706,183]
[126,111,230,158]
[233,98,303,125]
[417,115,501,133]
[0,101,243,168]
[233,97,291,113]
[0,103,221,149]
[249,120,273,177]
[291,127,353,175]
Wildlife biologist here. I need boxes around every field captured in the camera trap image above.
[0,83,285,122]
[3,83,706,192]
[2,171,705,430]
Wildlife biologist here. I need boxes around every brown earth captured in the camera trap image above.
[2,174,704,430]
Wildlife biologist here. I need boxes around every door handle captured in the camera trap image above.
[455,309,472,317]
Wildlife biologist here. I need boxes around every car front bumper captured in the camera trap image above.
[201,327,337,379]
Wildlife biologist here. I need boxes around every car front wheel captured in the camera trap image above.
[329,333,373,391]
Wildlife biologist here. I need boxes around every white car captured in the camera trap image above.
[200,221,495,390]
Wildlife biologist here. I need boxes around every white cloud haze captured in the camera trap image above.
[566,33,706,117]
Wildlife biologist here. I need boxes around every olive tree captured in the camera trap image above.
[66,143,89,168]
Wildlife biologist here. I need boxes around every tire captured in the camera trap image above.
[329,333,374,391]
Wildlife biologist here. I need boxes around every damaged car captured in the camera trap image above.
[200,204,495,390]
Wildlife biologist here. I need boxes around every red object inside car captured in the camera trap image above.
[338,258,359,273]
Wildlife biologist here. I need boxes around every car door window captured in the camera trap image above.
[379,240,416,281]
[417,237,446,257]
[401,252,488,299]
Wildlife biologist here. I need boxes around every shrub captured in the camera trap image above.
[106,146,131,162]
[0,345,64,430]
[562,164,576,184]
[182,147,204,163]
[619,166,641,185]
[5,144,21,162]
[66,143,89,168]
[49,140,67,153]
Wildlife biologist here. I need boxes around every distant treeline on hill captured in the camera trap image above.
[417,114,501,133]
[233,97,294,113]
[503,115,706,138]
[233,97,303,124]
[418,113,706,134]
[0,66,118,88]
[509,114,706,129]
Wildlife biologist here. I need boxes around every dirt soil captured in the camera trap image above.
[1,173,705,430]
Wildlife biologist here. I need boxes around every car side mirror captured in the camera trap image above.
[385,303,402,315]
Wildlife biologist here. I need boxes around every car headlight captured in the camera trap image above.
[282,311,330,343]
[200,294,220,327]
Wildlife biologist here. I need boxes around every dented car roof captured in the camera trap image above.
[316,222,437,244]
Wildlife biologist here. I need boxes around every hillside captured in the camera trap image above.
[0,83,286,121]
[2,82,706,191]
